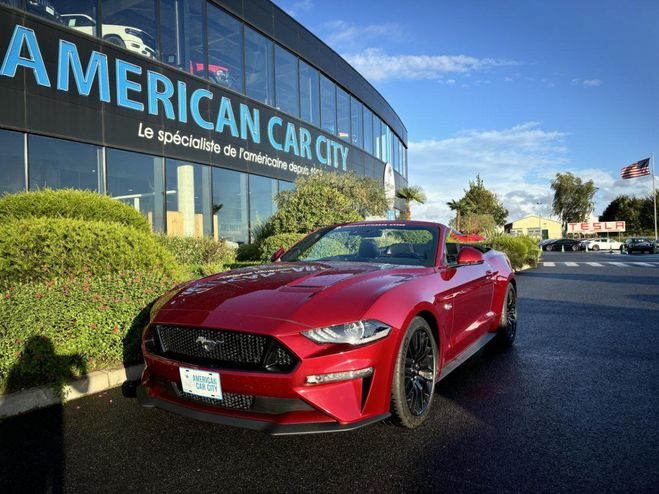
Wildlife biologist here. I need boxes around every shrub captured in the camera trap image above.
[486,235,537,270]
[0,189,151,233]
[236,242,261,261]
[155,234,236,267]
[0,218,175,289]
[0,271,175,393]
[258,233,305,261]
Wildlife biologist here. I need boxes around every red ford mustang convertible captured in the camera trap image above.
[138,221,517,434]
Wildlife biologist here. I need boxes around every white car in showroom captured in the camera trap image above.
[61,14,158,60]
[583,237,623,251]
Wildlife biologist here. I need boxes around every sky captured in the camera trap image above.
[275,0,659,223]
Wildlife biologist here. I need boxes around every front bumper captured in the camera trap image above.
[138,325,399,434]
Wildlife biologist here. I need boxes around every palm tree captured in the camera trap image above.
[397,186,426,220]
[446,198,469,231]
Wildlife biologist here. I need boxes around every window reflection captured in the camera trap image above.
[249,174,278,240]
[212,168,248,244]
[160,0,205,77]
[350,96,362,148]
[373,116,382,160]
[299,61,320,127]
[101,0,157,59]
[275,46,299,117]
[244,27,274,106]
[29,135,101,191]
[278,180,295,193]
[336,87,350,141]
[207,4,244,92]
[107,148,164,232]
[166,159,212,237]
[0,129,25,197]
[363,107,373,155]
[320,75,336,135]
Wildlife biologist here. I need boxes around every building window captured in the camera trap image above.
[160,0,205,78]
[0,129,24,197]
[381,124,390,163]
[28,135,101,191]
[373,116,382,160]
[244,27,274,106]
[212,167,248,244]
[320,75,336,135]
[207,4,244,92]
[106,148,165,232]
[350,97,363,149]
[299,61,320,127]
[274,46,299,117]
[165,159,212,237]
[278,180,295,193]
[393,137,399,172]
[101,0,157,60]
[363,107,373,155]
[336,87,350,141]
[249,174,277,240]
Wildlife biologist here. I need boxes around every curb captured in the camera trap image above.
[0,364,144,419]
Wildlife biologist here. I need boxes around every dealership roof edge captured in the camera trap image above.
[212,0,408,145]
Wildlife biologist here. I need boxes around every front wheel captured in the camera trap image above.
[592,245,600,251]
[390,317,438,429]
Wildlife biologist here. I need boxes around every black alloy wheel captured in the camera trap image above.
[496,284,517,347]
[390,317,438,428]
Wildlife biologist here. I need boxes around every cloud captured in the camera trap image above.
[572,78,603,87]
[342,48,519,82]
[408,123,645,224]
[283,0,313,18]
[407,123,570,223]
[319,21,404,51]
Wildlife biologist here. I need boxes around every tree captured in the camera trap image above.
[396,185,426,220]
[600,191,659,234]
[461,213,497,236]
[550,172,597,234]
[448,175,508,228]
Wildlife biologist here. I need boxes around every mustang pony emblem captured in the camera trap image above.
[195,336,224,352]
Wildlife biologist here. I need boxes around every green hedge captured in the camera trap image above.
[236,242,261,261]
[0,218,175,289]
[155,234,236,266]
[258,233,305,261]
[0,271,175,393]
[486,235,540,270]
[0,189,151,233]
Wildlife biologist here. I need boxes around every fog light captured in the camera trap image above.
[306,367,373,385]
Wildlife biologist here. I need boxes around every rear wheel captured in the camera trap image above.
[104,35,126,48]
[495,284,517,347]
[390,317,438,429]
[592,245,600,251]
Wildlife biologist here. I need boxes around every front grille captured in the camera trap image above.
[148,325,297,373]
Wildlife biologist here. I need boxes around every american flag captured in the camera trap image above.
[620,158,651,179]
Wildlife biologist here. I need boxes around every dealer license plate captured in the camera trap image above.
[179,367,222,400]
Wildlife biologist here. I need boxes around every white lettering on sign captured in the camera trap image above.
[567,221,626,233]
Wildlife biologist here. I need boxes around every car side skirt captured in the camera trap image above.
[438,332,497,382]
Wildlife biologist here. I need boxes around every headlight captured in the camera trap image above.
[125,28,142,37]
[301,320,391,345]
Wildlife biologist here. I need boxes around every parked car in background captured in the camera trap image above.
[540,239,558,251]
[61,14,158,59]
[546,239,580,251]
[622,237,655,254]
[580,238,623,251]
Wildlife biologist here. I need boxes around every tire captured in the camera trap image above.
[104,35,126,48]
[390,317,438,429]
[571,244,578,251]
[495,284,517,348]
[592,245,600,251]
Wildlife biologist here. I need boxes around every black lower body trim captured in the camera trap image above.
[137,386,389,435]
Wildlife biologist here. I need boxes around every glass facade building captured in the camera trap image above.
[0,0,408,242]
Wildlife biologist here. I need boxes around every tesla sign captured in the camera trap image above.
[567,221,626,233]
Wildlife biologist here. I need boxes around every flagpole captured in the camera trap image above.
[653,152,658,241]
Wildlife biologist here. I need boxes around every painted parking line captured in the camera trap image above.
[610,262,630,267]
[586,262,604,267]
[543,262,556,267]
[565,262,579,267]
[631,262,655,267]
[541,261,659,268]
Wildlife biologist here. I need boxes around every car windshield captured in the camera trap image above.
[280,224,439,267]
[631,238,649,243]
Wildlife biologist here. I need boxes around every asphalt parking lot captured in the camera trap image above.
[1,251,658,493]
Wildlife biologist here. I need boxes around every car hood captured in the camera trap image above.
[153,262,429,331]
